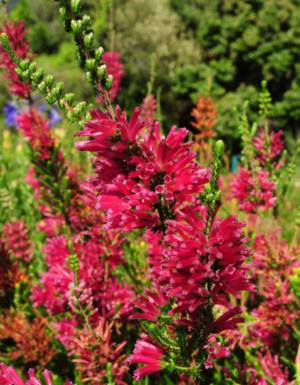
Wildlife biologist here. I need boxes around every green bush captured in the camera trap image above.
[170,0,300,139]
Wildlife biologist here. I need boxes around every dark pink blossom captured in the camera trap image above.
[140,94,156,128]
[0,364,74,385]
[0,21,31,98]
[231,168,277,213]
[253,129,285,168]
[128,334,164,380]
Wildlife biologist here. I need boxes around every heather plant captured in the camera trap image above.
[0,1,299,385]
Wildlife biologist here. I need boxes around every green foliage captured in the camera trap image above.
[170,0,300,139]
[113,0,201,127]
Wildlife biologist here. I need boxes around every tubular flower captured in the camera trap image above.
[147,207,252,314]
[128,334,164,380]
[0,312,55,368]
[0,364,75,385]
[231,168,277,213]
[253,129,285,168]
[0,21,31,98]
[17,109,55,160]
[77,108,209,231]
[64,318,128,385]
[2,220,32,262]
[140,94,156,128]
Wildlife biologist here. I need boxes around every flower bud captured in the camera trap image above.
[215,140,224,157]
[95,46,104,61]
[97,64,106,79]
[84,32,94,48]
[65,93,75,105]
[19,59,30,70]
[105,74,113,91]
[71,0,81,13]
[86,58,96,71]
[45,74,54,88]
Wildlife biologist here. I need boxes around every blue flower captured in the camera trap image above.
[39,104,61,126]
[3,101,19,127]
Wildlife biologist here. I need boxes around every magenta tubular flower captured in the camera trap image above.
[0,21,31,99]
[0,364,74,385]
[2,220,32,262]
[77,107,209,231]
[128,334,164,380]
[231,167,277,213]
[17,109,55,160]
[131,289,168,321]
[253,129,285,167]
[140,94,156,128]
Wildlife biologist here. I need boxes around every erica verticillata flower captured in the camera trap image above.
[2,220,32,262]
[0,21,31,98]
[128,334,164,380]
[140,94,156,128]
[17,108,55,160]
[0,364,75,385]
[231,168,277,213]
[253,128,285,168]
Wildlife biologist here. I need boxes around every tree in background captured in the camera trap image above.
[170,0,300,143]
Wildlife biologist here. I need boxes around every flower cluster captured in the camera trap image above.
[231,168,277,213]
[0,21,31,98]
[140,94,156,128]
[0,364,74,385]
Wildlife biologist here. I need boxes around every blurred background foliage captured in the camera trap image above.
[2,0,300,149]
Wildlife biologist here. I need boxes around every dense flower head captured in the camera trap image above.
[128,333,164,380]
[17,108,55,160]
[31,229,134,318]
[0,21,31,98]
[248,233,300,348]
[66,318,128,385]
[146,207,252,315]
[0,364,74,385]
[191,96,216,140]
[97,51,124,103]
[253,129,285,168]
[140,94,156,128]
[231,167,277,213]
[2,220,32,262]
[77,108,209,231]
[0,312,55,367]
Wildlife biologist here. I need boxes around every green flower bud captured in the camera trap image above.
[45,74,54,88]
[84,32,94,48]
[29,62,37,73]
[95,46,104,61]
[71,0,81,13]
[37,81,47,94]
[82,14,92,27]
[215,140,225,157]
[97,64,107,79]
[59,7,66,18]
[19,59,30,70]
[86,58,96,71]
[71,19,82,34]
[105,74,113,91]
[31,69,44,83]
[21,70,30,81]
[65,93,75,105]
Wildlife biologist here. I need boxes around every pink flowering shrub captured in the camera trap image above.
[0,6,299,385]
